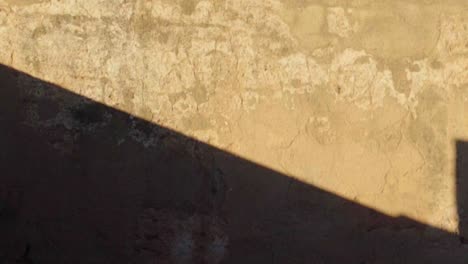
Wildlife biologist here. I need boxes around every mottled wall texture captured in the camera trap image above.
[1,0,468,263]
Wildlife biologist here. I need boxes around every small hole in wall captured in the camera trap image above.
[336,85,342,95]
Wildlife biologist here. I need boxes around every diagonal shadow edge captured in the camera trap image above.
[0,63,467,263]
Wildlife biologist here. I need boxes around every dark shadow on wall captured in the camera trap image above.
[456,141,468,246]
[0,64,467,263]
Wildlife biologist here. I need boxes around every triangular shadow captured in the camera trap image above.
[0,64,467,263]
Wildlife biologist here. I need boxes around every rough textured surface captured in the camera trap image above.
[1,0,468,263]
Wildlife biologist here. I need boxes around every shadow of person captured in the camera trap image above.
[0,64,467,263]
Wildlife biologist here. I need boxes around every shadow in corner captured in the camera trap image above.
[0,64,467,263]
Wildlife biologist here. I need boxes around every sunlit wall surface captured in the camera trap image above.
[1,0,468,263]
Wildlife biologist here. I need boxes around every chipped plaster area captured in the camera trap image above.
[0,0,468,233]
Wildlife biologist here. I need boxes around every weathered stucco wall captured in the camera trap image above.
[1,0,468,263]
